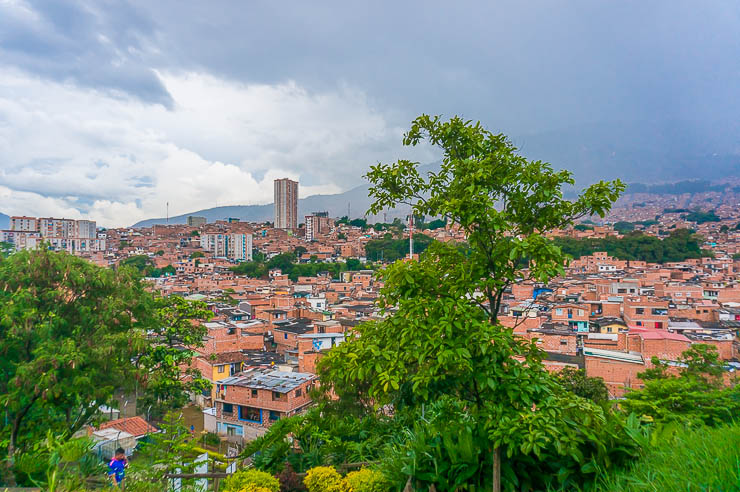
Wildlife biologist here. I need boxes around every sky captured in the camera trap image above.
[0,1,738,227]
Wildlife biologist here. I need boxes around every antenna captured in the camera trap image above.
[347,202,351,218]
[166,202,169,224]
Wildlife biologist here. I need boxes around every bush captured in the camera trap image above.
[278,463,306,492]
[203,431,221,447]
[342,469,386,492]
[304,466,346,492]
[222,469,280,492]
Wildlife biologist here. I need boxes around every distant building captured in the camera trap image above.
[200,233,253,261]
[187,216,207,227]
[305,211,333,241]
[2,215,104,253]
[274,178,298,230]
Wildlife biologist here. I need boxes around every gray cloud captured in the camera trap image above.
[0,0,738,226]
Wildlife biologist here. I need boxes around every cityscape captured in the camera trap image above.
[0,2,739,492]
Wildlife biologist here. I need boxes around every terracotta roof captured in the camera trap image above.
[99,416,158,438]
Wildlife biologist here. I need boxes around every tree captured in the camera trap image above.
[0,249,214,485]
[294,246,308,257]
[719,225,729,233]
[136,296,212,417]
[622,344,739,426]
[321,115,624,490]
[190,251,205,259]
[555,367,609,403]
[0,241,14,258]
[0,249,151,484]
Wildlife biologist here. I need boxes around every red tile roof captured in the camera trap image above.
[98,416,158,438]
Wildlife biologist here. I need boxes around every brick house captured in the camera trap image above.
[214,369,316,439]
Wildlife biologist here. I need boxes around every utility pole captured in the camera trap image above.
[408,214,414,258]
[166,202,169,225]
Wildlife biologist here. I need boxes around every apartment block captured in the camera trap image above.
[274,178,298,230]
[200,233,253,261]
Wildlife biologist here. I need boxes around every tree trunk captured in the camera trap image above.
[493,447,501,492]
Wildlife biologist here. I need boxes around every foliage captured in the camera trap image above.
[0,241,14,257]
[621,344,740,426]
[554,367,609,403]
[683,209,720,224]
[319,115,624,490]
[190,251,205,259]
[733,253,740,260]
[0,248,150,484]
[303,466,345,492]
[586,422,740,492]
[418,218,446,230]
[190,230,201,236]
[155,250,165,255]
[613,221,634,234]
[15,432,101,492]
[136,295,212,417]
[342,469,385,492]
[230,252,374,281]
[553,228,707,263]
[223,469,280,492]
[277,463,306,492]
[573,224,594,231]
[120,254,175,277]
[364,233,434,262]
[126,412,204,492]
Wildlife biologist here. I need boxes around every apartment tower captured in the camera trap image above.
[274,178,298,230]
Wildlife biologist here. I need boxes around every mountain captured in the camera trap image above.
[131,183,411,228]
[0,213,8,230]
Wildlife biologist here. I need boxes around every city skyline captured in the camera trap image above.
[0,1,738,227]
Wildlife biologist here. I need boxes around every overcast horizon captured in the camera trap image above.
[1,1,739,227]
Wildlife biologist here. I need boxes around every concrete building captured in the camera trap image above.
[4,216,103,253]
[200,233,253,261]
[187,216,207,227]
[305,212,333,241]
[274,178,298,230]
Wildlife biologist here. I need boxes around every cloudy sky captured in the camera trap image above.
[0,1,738,227]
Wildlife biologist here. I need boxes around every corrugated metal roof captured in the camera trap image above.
[220,369,315,393]
[584,347,644,364]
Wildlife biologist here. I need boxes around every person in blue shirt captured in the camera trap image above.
[108,447,128,488]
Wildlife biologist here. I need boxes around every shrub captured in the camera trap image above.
[303,466,346,492]
[342,469,386,492]
[222,469,280,492]
[278,463,306,492]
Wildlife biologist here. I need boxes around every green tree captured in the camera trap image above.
[555,367,609,403]
[136,296,212,417]
[294,246,308,257]
[0,249,150,484]
[321,115,624,490]
[622,344,739,426]
[0,241,14,258]
[0,249,213,485]
[190,251,205,259]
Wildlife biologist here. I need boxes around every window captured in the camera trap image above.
[578,310,584,317]
[272,391,283,401]
[560,339,568,345]
[636,321,642,326]
[269,410,280,422]
[635,308,644,315]
[238,406,261,423]
[222,403,234,414]
[295,388,302,397]
[284,332,288,340]
[606,327,613,333]
[218,365,225,373]
[555,308,563,315]
[251,389,258,398]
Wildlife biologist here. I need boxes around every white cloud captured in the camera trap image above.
[0,68,433,227]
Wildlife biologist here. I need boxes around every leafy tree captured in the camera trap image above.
[574,224,594,231]
[0,241,14,258]
[121,254,153,272]
[189,230,200,237]
[0,249,150,484]
[294,246,308,257]
[190,251,205,259]
[613,221,635,234]
[622,344,739,426]
[364,234,434,262]
[337,232,347,240]
[321,115,624,490]
[555,367,609,403]
[136,296,212,417]
[155,250,165,256]
[684,209,720,224]
[126,412,205,492]
[719,225,729,233]
[0,249,213,485]
[733,253,740,260]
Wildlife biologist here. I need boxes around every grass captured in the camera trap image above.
[590,423,740,492]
